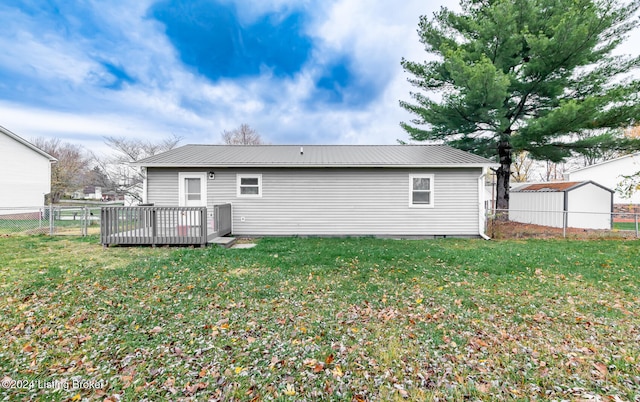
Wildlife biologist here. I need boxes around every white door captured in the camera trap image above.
[184,177,203,207]
[178,172,207,226]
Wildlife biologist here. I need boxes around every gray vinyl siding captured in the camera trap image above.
[146,167,482,236]
[146,169,179,206]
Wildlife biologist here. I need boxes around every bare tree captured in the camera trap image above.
[103,135,182,161]
[221,124,264,145]
[31,137,90,203]
[539,161,566,182]
[617,126,640,199]
[92,134,182,204]
[511,152,535,183]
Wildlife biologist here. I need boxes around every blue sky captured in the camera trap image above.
[1,0,639,155]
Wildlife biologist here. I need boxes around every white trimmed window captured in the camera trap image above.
[409,174,434,207]
[237,174,262,197]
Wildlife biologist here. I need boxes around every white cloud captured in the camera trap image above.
[1,0,638,153]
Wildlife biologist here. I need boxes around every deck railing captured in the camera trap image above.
[209,203,232,238]
[101,206,209,246]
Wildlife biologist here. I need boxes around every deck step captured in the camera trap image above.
[209,236,237,248]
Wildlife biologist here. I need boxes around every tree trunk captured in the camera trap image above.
[495,141,512,219]
[50,190,63,204]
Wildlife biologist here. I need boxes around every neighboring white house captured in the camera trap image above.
[509,181,613,229]
[0,126,57,212]
[72,186,103,200]
[133,145,497,238]
[564,153,640,204]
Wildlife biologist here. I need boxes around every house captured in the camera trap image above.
[564,153,640,204]
[0,126,57,214]
[132,145,495,238]
[509,181,613,229]
[73,186,103,200]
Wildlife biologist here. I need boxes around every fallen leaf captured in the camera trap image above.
[469,337,488,348]
[184,381,208,395]
[325,354,334,365]
[78,335,91,344]
[163,377,175,388]
[394,384,408,398]
[593,362,608,376]
[283,383,296,396]
[120,375,133,388]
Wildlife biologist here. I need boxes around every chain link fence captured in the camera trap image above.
[487,208,639,239]
[3,205,639,239]
[0,206,101,236]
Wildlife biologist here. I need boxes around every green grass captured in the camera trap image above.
[0,219,97,235]
[0,213,100,234]
[613,221,639,231]
[0,236,639,401]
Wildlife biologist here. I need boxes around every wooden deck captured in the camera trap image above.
[100,204,232,246]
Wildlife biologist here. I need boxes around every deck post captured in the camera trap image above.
[152,209,158,246]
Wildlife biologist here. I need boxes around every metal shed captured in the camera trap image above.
[509,181,613,229]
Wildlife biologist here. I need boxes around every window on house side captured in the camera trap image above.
[410,174,434,207]
[237,174,262,197]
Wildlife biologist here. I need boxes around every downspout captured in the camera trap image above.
[48,158,57,203]
[478,168,491,240]
[610,190,614,230]
[563,189,568,237]
[141,166,148,205]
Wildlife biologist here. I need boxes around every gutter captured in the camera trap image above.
[131,163,496,169]
[478,168,491,240]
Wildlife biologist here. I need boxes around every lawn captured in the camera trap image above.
[613,221,639,232]
[0,236,638,401]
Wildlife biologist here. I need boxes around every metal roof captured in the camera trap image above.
[512,181,613,193]
[0,125,57,162]
[134,145,495,168]
[566,152,640,174]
